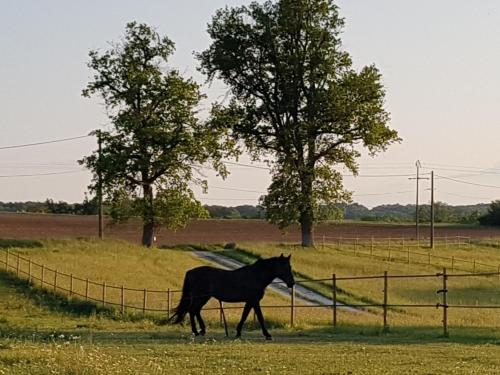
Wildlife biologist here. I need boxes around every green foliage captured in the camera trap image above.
[80,22,237,245]
[0,239,42,249]
[0,196,99,216]
[205,206,242,219]
[199,0,399,245]
[479,200,500,226]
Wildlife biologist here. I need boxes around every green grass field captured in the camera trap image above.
[2,238,500,373]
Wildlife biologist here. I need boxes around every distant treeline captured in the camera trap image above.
[342,203,489,224]
[0,198,99,215]
[0,199,490,224]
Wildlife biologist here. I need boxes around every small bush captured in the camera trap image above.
[0,239,43,249]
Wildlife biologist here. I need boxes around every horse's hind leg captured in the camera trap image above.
[236,302,252,338]
[253,303,272,340]
[196,311,206,336]
[195,297,210,336]
[189,311,199,336]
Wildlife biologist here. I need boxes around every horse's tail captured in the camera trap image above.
[168,273,192,324]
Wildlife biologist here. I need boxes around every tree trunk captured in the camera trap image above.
[142,183,155,247]
[300,171,315,248]
[142,221,154,248]
[300,210,315,247]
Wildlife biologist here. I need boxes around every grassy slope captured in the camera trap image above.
[207,241,500,332]
[2,269,500,374]
[2,239,500,373]
[1,239,294,325]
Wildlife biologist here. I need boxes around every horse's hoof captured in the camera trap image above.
[235,334,241,340]
[200,331,206,336]
[265,336,273,341]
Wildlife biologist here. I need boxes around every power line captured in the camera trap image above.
[210,186,265,194]
[346,173,420,178]
[0,170,85,178]
[436,174,500,189]
[222,161,270,170]
[353,190,413,197]
[0,135,91,151]
[200,198,260,201]
[425,162,500,172]
[222,160,418,178]
[438,191,493,201]
[422,166,500,176]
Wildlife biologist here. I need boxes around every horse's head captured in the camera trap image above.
[275,254,295,288]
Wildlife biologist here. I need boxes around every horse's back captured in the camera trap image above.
[186,266,255,302]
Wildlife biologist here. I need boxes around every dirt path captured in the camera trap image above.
[191,250,360,313]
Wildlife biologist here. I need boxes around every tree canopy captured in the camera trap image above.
[479,200,500,226]
[199,0,399,246]
[81,22,236,246]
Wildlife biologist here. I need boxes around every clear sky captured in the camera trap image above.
[1,0,500,208]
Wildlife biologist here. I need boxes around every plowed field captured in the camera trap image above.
[1,213,499,246]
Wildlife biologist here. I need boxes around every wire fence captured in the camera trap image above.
[314,236,500,275]
[3,247,500,336]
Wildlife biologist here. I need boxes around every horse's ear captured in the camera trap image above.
[280,253,284,258]
[287,255,291,260]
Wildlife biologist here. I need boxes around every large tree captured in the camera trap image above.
[199,0,399,247]
[81,22,236,247]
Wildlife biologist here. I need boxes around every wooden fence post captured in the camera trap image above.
[85,278,89,301]
[332,274,337,329]
[143,289,147,315]
[121,286,125,315]
[167,288,171,320]
[102,282,106,307]
[54,270,58,292]
[428,252,431,266]
[383,271,388,332]
[473,260,476,274]
[451,257,455,273]
[290,285,295,327]
[440,268,449,337]
[219,301,224,326]
[5,250,8,271]
[28,260,32,284]
[16,253,20,276]
[41,265,45,288]
[354,238,358,254]
[407,248,410,264]
[70,274,74,297]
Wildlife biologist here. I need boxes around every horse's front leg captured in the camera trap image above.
[236,302,252,338]
[253,302,272,340]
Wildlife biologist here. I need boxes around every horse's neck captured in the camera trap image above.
[252,262,277,287]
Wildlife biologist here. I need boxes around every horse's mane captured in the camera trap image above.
[251,257,279,268]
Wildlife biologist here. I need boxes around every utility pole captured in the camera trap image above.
[430,171,435,249]
[409,161,429,242]
[97,130,104,240]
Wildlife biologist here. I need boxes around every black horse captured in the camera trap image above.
[169,254,295,340]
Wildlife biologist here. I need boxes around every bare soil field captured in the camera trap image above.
[1,213,500,246]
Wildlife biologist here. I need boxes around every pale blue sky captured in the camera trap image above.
[1,0,500,207]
